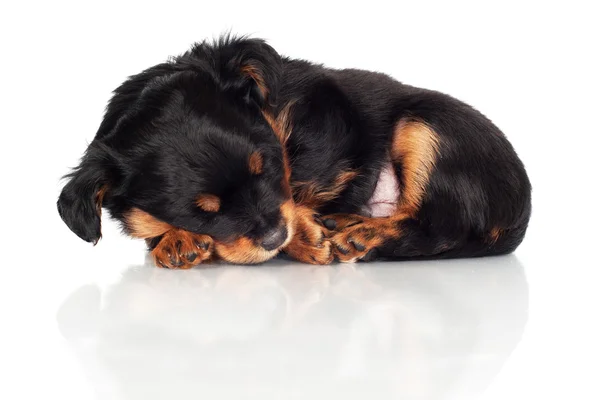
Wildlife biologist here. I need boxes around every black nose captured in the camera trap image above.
[260,225,288,251]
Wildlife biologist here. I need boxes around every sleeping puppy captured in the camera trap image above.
[57,35,531,268]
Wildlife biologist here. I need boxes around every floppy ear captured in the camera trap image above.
[57,152,109,244]
[57,62,173,243]
[216,36,283,108]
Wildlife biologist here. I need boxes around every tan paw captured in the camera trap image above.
[321,213,365,231]
[151,229,214,269]
[284,207,334,265]
[323,214,396,263]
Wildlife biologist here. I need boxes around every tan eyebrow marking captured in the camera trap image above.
[249,151,264,175]
[196,194,221,213]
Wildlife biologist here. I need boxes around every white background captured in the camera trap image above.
[1,1,599,399]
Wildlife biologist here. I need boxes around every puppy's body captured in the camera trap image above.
[58,36,531,266]
[276,60,531,260]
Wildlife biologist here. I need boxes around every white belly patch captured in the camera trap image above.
[361,162,399,218]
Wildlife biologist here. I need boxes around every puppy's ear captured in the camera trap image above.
[216,36,283,108]
[57,149,110,244]
[58,63,172,244]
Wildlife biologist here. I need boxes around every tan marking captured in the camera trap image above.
[293,170,359,209]
[489,227,503,243]
[196,194,221,213]
[249,151,264,175]
[241,64,268,100]
[215,200,295,264]
[391,119,440,216]
[215,237,278,264]
[126,208,172,239]
[280,199,296,239]
[92,185,109,245]
[262,102,295,197]
[262,101,294,145]
[95,185,108,216]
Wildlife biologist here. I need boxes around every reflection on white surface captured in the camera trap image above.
[57,256,528,400]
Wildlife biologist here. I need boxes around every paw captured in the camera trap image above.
[321,214,365,231]
[150,229,214,269]
[323,214,392,263]
[284,207,333,265]
[285,239,334,265]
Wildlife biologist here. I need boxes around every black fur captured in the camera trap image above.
[58,35,531,263]
[276,62,531,258]
[59,36,288,245]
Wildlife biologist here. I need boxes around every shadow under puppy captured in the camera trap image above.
[57,35,531,268]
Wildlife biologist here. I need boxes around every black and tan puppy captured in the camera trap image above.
[57,35,531,268]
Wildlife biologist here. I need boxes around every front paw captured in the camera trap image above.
[323,214,392,263]
[284,207,333,265]
[151,230,214,269]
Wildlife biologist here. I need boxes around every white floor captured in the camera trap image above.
[62,257,528,400]
[3,233,599,399]
[2,2,600,399]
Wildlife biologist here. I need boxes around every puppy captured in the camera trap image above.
[58,35,531,268]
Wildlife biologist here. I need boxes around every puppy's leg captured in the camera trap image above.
[323,119,440,262]
[126,208,215,269]
[283,206,334,265]
[324,212,486,262]
[323,213,407,262]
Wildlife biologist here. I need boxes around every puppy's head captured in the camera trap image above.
[58,36,294,263]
